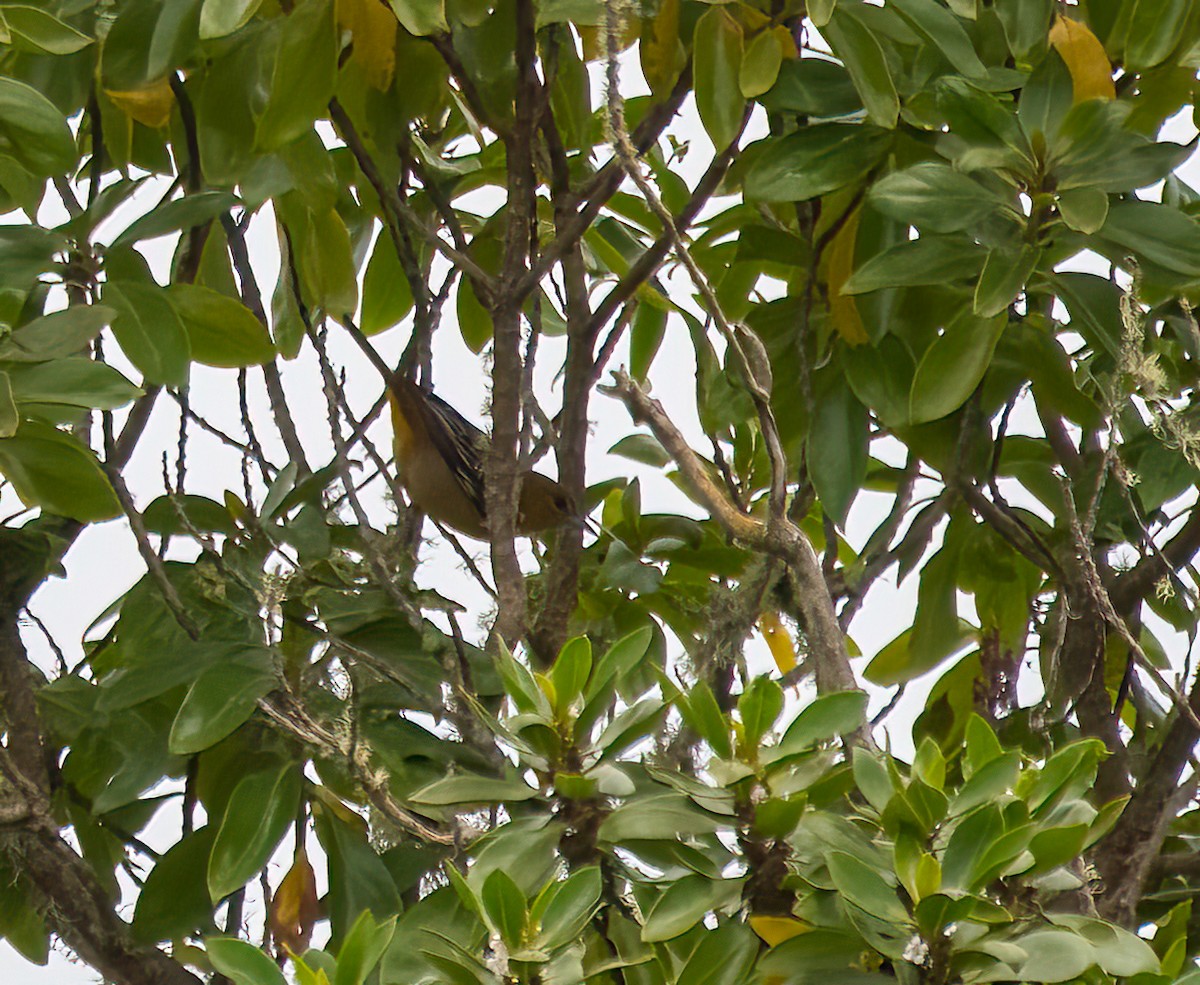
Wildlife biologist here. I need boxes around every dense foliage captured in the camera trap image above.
[3,0,1200,983]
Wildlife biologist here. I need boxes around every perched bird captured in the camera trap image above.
[387,374,577,540]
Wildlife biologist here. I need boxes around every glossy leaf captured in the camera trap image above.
[255,0,337,150]
[169,284,275,366]
[869,162,1008,234]
[0,421,120,521]
[0,78,76,178]
[693,7,745,150]
[208,763,301,901]
[4,358,140,410]
[745,124,891,203]
[104,282,192,387]
[778,691,868,752]
[169,651,275,754]
[207,937,287,985]
[824,6,899,127]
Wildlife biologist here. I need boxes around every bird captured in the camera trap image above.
[386,374,577,541]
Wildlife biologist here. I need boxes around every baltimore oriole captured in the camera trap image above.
[387,375,577,540]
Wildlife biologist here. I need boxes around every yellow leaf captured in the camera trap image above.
[105,77,174,128]
[774,24,799,60]
[579,19,639,63]
[270,849,321,955]
[639,0,685,96]
[825,205,869,346]
[1049,15,1115,103]
[750,914,809,947]
[339,0,397,90]
[310,786,368,833]
[758,611,796,674]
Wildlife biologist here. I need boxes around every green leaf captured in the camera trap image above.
[207,937,287,985]
[599,792,724,843]
[865,620,975,690]
[313,807,402,941]
[408,773,538,806]
[678,681,732,759]
[869,162,1008,234]
[208,763,300,901]
[630,298,667,382]
[951,752,1019,815]
[1051,914,1160,977]
[533,867,602,949]
[112,191,238,248]
[0,77,76,177]
[0,421,121,521]
[807,0,835,27]
[0,306,115,362]
[973,243,1040,317]
[361,232,414,335]
[608,433,671,468]
[826,851,908,924]
[2,5,94,54]
[693,7,745,150]
[102,0,201,90]
[642,875,735,942]
[133,827,217,943]
[942,803,1003,891]
[889,0,987,78]
[169,650,275,754]
[824,6,899,127]
[334,911,397,985]
[808,371,867,526]
[199,0,265,38]
[994,0,1052,60]
[549,636,592,717]
[4,358,141,410]
[746,124,891,203]
[169,284,275,366]
[760,57,861,117]
[936,78,1034,173]
[842,235,986,294]
[456,276,493,353]
[909,311,1007,423]
[913,737,946,791]
[738,676,783,746]
[1014,928,1095,982]
[279,199,359,318]
[1057,187,1108,234]
[1053,100,1188,193]
[1027,823,1088,873]
[853,748,897,813]
[0,371,15,437]
[1126,0,1191,70]
[1099,200,1200,277]
[1053,271,1122,358]
[480,869,526,947]
[739,28,783,98]
[964,713,1003,770]
[255,0,337,150]
[676,921,758,985]
[104,282,192,387]
[1017,49,1072,145]
[0,860,47,965]
[778,691,868,752]
[387,0,448,36]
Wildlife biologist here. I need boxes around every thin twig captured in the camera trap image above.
[105,467,200,640]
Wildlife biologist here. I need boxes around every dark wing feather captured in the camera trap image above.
[414,386,489,521]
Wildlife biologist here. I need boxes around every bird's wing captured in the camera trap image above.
[412,386,490,521]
